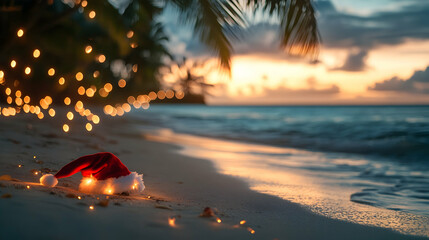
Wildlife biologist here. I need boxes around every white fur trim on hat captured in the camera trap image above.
[79,172,144,194]
[40,174,58,187]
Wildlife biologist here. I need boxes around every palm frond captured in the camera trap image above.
[169,0,245,74]
[247,0,320,58]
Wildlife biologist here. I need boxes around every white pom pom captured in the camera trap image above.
[40,174,58,187]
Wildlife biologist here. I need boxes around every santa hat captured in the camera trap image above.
[40,152,144,194]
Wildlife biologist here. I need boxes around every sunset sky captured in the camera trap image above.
[162,0,429,105]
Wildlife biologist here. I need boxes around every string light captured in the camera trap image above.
[168,217,176,227]
[33,49,40,58]
[5,88,11,95]
[93,71,100,78]
[37,112,44,119]
[17,29,24,37]
[98,54,106,63]
[6,96,12,104]
[89,205,94,210]
[64,97,71,105]
[78,86,85,95]
[11,60,17,68]
[89,11,96,19]
[132,64,138,73]
[63,124,69,132]
[240,220,246,225]
[92,115,100,124]
[127,31,134,38]
[81,0,87,7]
[75,72,83,81]
[48,108,56,117]
[58,77,65,85]
[15,90,22,98]
[104,83,113,92]
[118,79,126,88]
[48,68,55,76]
[67,111,74,120]
[216,218,222,223]
[86,88,95,97]
[85,45,92,54]
[25,67,31,75]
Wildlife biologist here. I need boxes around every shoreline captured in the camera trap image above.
[0,111,427,239]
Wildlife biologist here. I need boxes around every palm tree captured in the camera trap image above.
[167,0,320,73]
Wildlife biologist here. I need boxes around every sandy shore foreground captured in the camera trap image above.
[0,110,427,240]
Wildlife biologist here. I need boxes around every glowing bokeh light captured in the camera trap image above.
[58,77,65,85]
[67,111,74,120]
[48,108,56,117]
[85,45,92,54]
[17,29,24,37]
[76,72,83,81]
[127,31,134,38]
[33,49,40,58]
[48,68,55,76]
[89,11,96,19]
[78,86,85,95]
[86,123,92,131]
[11,60,17,68]
[24,67,31,75]
[118,79,126,88]
[63,124,69,132]
[64,97,71,105]
[98,55,106,63]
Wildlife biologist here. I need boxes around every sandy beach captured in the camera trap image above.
[0,108,427,240]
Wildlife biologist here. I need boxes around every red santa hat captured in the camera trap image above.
[40,152,144,194]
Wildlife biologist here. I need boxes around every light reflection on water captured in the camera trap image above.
[144,128,429,237]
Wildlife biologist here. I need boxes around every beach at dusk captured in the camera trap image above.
[1,0,429,239]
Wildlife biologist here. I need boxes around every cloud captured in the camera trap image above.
[317,0,429,50]
[369,66,429,93]
[331,50,368,71]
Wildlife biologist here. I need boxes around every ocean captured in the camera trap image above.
[132,105,429,233]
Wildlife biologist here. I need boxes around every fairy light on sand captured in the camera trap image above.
[33,49,40,58]
[17,29,24,37]
[168,217,176,227]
